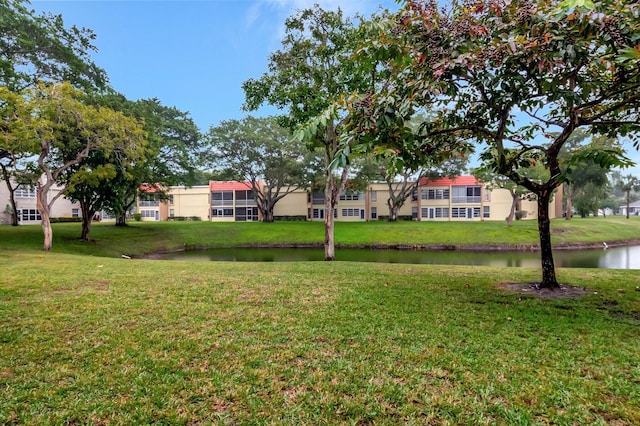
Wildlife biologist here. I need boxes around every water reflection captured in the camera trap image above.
[150,245,640,269]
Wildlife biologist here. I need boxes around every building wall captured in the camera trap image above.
[168,185,210,220]
[272,188,308,218]
[368,182,415,221]
[0,179,80,225]
[134,177,565,223]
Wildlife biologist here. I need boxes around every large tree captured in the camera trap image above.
[344,0,639,288]
[87,93,201,226]
[243,6,373,259]
[15,82,145,250]
[0,0,107,92]
[1,0,108,226]
[204,116,312,222]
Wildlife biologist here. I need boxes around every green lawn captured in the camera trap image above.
[1,219,639,424]
[4,216,640,257]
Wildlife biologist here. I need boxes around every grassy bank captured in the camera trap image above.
[2,216,640,258]
[1,219,639,424]
[1,252,639,424]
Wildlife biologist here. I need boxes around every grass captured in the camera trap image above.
[3,215,640,258]
[1,218,640,424]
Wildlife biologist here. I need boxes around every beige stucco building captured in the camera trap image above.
[135,176,563,223]
[0,178,81,225]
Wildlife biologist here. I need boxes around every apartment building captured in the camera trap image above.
[0,178,81,225]
[136,176,563,223]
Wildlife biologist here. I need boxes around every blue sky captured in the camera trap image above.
[28,1,640,176]
[31,0,400,132]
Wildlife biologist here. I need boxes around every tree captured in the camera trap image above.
[243,6,372,259]
[358,154,467,221]
[204,116,312,222]
[0,87,36,225]
[617,174,640,219]
[0,0,107,92]
[61,136,147,241]
[344,0,639,288]
[473,167,533,226]
[16,82,145,251]
[86,93,201,226]
[1,0,108,226]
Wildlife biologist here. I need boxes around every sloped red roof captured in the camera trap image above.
[139,183,164,193]
[419,176,481,187]
[209,181,254,191]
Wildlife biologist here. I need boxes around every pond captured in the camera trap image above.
[149,245,640,269]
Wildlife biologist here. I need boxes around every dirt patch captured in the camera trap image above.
[499,282,591,299]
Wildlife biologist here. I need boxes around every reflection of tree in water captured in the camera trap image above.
[156,247,640,270]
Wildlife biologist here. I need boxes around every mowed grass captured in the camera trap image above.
[1,218,640,424]
[3,215,640,258]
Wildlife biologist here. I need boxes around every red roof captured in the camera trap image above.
[419,176,481,187]
[139,183,164,193]
[209,181,254,191]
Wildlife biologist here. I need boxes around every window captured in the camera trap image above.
[342,208,360,217]
[421,207,449,219]
[483,206,490,218]
[211,191,233,206]
[473,207,481,218]
[139,193,160,207]
[370,191,377,202]
[422,188,450,200]
[310,191,325,205]
[140,210,156,218]
[452,186,481,203]
[170,209,175,217]
[371,207,377,219]
[484,190,491,202]
[451,207,466,218]
[15,187,36,198]
[19,209,41,221]
[211,208,233,217]
[339,192,361,201]
[235,190,256,206]
[412,207,418,220]
[168,195,174,205]
[72,208,79,218]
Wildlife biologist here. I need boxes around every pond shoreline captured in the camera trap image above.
[140,238,640,258]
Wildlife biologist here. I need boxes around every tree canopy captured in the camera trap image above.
[338,0,640,288]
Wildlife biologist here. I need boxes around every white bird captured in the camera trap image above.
[603,242,608,250]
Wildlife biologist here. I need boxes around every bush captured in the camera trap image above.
[273,215,307,221]
[133,213,142,222]
[50,217,82,223]
[167,216,202,222]
[378,215,414,222]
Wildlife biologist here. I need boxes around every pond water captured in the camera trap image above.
[150,245,640,269]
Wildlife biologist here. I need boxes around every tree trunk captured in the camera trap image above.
[564,183,573,220]
[262,208,274,223]
[324,178,336,261]
[506,190,516,227]
[8,191,19,226]
[1,167,20,226]
[626,190,631,219]
[537,190,559,289]
[388,202,399,222]
[116,213,127,226]
[36,185,53,251]
[80,208,94,241]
